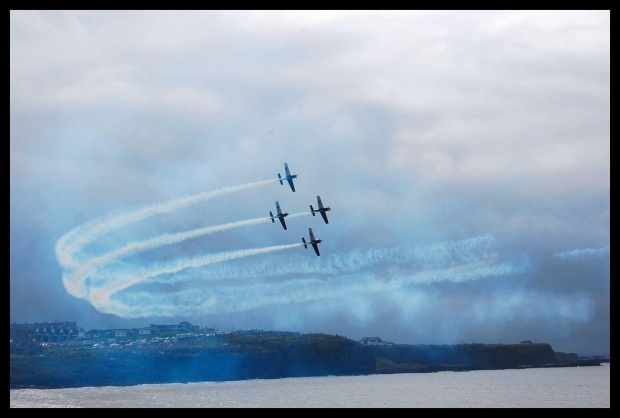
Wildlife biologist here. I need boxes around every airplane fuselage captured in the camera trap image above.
[309,196,331,224]
[279,163,297,192]
[302,227,322,256]
[270,212,288,219]
[270,201,289,230]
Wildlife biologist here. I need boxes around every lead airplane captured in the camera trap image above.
[269,201,289,230]
[302,227,322,256]
[278,162,297,192]
[310,195,331,224]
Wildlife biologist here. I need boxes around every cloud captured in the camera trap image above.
[10,10,610,355]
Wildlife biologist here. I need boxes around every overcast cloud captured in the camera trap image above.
[10,10,609,355]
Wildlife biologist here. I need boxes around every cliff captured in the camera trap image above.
[10,332,376,389]
[370,342,558,373]
[10,332,604,389]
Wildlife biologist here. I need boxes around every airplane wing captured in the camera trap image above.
[311,242,320,256]
[276,201,282,215]
[317,196,324,209]
[283,163,296,192]
[287,178,295,192]
[279,217,287,230]
[309,228,316,241]
[321,211,329,224]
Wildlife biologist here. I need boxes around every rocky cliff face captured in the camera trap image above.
[9,336,573,390]
[370,343,557,370]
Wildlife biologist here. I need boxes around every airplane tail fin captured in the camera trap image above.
[310,205,315,215]
[278,173,283,185]
[302,237,307,248]
[269,211,275,222]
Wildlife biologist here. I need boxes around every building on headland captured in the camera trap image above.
[113,329,139,338]
[11,320,206,344]
[149,321,200,334]
[84,329,121,340]
[360,336,394,346]
[10,323,36,343]
[10,321,84,343]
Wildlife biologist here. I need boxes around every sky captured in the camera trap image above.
[10,10,610,356]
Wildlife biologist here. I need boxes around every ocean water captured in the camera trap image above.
[10,363,610,408]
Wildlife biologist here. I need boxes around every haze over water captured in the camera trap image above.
[10,363,610,408]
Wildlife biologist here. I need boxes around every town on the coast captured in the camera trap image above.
[10,320,398,355]
[10,320,609,390]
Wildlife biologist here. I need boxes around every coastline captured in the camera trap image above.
[10,332,609,390]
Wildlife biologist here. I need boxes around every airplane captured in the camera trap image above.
[310,195,331,224]
[278,162,297,192]
[269,201,289,230]
[302,227,322,256]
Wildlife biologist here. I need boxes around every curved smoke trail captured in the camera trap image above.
[55,178,280,269]
[64,212,311,291]
[76,233,529,318]
[160,234,500,282]
[86,243,305,314]
[54,177,531,319]
[104,256,529,318]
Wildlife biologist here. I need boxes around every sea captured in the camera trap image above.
[10,363,610,408]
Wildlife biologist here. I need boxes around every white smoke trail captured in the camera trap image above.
[64,211,312,291]
[88,243,305,313]
[54,175,530,320]
[80,234,530,318]
[205,260,529,315]
[152,234,500,283]
[553,245,610,260]
[55,178,280,269]
[106,257,530,318]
